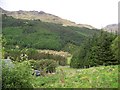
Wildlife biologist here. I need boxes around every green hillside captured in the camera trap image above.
[2,14,99,53]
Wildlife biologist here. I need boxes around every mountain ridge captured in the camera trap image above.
[103,24,118,33]
[1,7,95,29]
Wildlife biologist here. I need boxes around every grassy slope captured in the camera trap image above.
[32,65,118,88]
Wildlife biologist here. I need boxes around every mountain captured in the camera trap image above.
[2,14,99,53]
[1,7,95,29]
[103,24,118,33]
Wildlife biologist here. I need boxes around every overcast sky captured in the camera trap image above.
[0,0,119,28]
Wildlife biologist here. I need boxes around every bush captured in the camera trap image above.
[4,48,37,61]
[26,48,39,60]
[2,60,33,89]
[4,49,21,61]
[4,48,68,66]
[37,52,67,66]
[28,50,68,66]
[29,59,58,74]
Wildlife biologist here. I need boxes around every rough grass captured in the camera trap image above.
[32,65,118,88]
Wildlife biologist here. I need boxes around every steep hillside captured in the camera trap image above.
[1,8,95,29]
[2,14,99,53]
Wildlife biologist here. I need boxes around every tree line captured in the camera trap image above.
[70,31,119,68]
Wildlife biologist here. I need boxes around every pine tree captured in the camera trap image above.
[70,31,118,69]
[111,35,119,64]
[89,31,117,66]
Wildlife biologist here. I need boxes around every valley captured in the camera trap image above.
[1,8,119,89]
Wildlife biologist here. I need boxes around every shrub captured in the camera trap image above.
[4,48,37,61]
[4,49,21,61]
[29,59,58,74]
[37,52,67,66]
[2,60,33,89]
[4,48,68,65]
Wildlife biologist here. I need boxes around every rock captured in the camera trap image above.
[3,59,14,68]
[34,70,41,76]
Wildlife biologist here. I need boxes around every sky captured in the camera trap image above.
[0,0,119,29]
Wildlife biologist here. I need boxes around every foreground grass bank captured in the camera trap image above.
[33,65,118,88]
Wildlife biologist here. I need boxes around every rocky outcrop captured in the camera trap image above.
[1,7,95,29]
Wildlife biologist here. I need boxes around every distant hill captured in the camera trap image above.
[1,7,95,29]
[103,24,118,33]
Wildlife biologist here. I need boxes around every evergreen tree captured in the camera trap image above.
[111,35,120,64]
[89,31,117,66]
[71,31,118,69]
[70,49,82,68]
